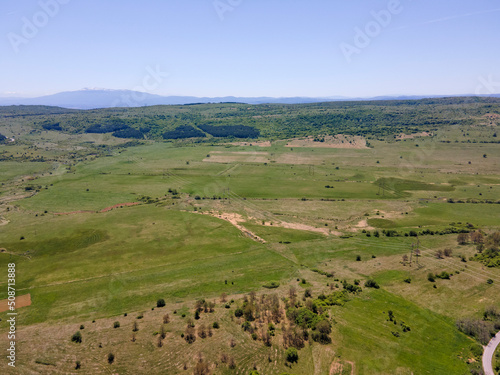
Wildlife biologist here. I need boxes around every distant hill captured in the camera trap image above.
[1,89,498,109]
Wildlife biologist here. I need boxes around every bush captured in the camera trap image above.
[235,308,244,318]
[213,322,220,329]
[263,281,280,289]
[75,361,81,370]
[156,299,166,308]
[107,353,115,364]
[113,321,120,328]
[427,273,435,282]
[364,279,380,289]
[71,331,82,343]
[285,347,299,363]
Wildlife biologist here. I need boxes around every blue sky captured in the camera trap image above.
[1,0,499,98]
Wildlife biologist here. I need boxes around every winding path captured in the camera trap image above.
[483,331,500,375]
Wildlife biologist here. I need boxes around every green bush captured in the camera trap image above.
[113,321,120,328]
[285,347,299,363]
[156,299,166,307]
[365,279,380,289]
[71,331,82,343]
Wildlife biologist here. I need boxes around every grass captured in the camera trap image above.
[0,118,499,374]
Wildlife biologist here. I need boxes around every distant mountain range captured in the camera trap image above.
[0,89,499,109]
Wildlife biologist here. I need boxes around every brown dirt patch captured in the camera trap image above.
[0,293,31,312]
[263,220,330,236]
[193,211,266,243]
[285,135,368,149]
[203,152,270,164]
[396,131,432,140]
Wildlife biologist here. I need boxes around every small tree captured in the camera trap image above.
[163,313,170,324]
[75,361,81,370]
[113,321,120,328]
[132,321,139,332]
[71,331,82,343]
[107,353,115,364]
[457,233,469,245]
[285,347,299,363]
[156,298,166,308]
[443,248,453,257]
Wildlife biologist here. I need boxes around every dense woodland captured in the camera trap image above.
[0,97,499,142]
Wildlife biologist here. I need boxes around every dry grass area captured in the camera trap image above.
[226,141,272,147]
[203,151,270,164]
[285,135,368,149]
[395,131,433,140]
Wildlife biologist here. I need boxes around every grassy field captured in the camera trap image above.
[0,102,499,374]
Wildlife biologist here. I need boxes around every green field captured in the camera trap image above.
[0,100,499,374]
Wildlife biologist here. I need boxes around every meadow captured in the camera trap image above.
[0,100,499,374]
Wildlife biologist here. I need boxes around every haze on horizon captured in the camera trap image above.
[1,0,499,99]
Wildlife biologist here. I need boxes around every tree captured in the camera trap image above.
[107,353,115,364]
[198,324,207,338]
[402,254,408,265]
[163,313,170,324]
[156,298,166,308]
[443,248,453,257]
[185,326,196,344]
[220,292,227,303]
[285,347,299,363]
[71,331,82,343]
[470,231,484,244]
[457,233,469,245]
[435,249,444,259]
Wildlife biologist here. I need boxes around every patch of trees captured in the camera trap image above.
[85,123,129,133]
[457,306,500,344]
[471,231,500,267]
[41,122,63,131]
[197,124,260,138]
[0,133,7,143]
[112,127,144,139]
[162,125,206,139]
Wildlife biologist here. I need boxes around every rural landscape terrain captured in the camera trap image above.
[0,97,499,374]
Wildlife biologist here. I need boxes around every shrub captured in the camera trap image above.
[107,353,114,364]
[285,347,299,363]
[71,331,82,343]
[75,361,81,370]
[356,255,361,261]
[156,299,166,308]
[79,325,84,330]
[427,273,435,282]
[113,321,120,328]
[213,322,220,329]
[235,308,244,318]
[364,279,380,289]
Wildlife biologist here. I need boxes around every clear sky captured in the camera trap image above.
[1,0,499,98]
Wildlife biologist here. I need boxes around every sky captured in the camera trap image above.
[1,0,499,98]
